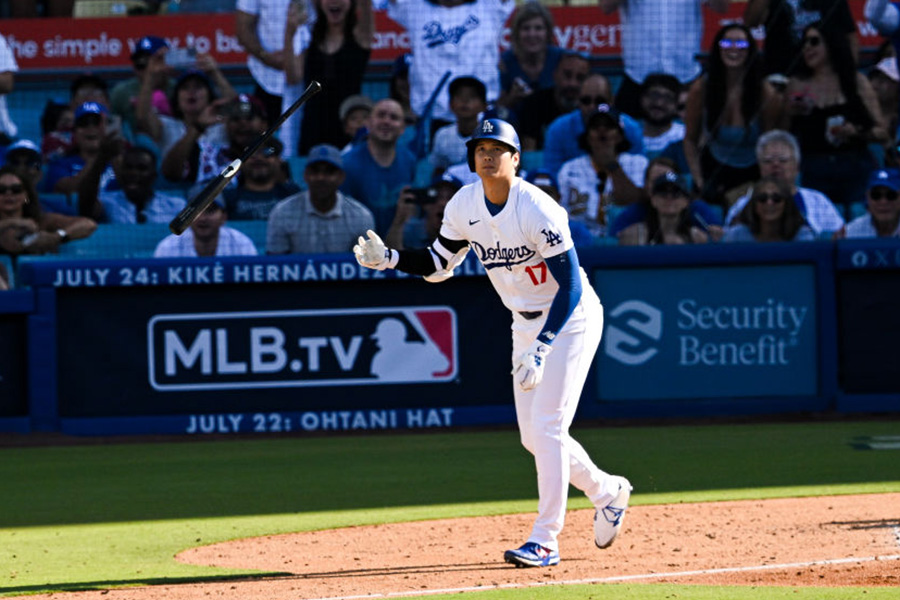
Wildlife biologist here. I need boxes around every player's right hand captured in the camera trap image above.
[354,229,392,270]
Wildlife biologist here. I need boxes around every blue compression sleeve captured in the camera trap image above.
[538,248,583,345]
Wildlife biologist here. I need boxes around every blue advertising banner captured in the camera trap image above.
[54,275,513,421]
[593,265,819,401]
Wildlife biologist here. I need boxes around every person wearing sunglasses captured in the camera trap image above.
[683,23,779,209]
[618,171,709,245]
[744,0,856,80]
[841,167,900,238]
[724,129,845,235]
[779,22,888,212]
[724,176,814,243]
[0,165,96,257]
[542,72,644,178]
[3,139,44,189]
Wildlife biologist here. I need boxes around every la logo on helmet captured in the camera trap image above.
[482,120,494,133]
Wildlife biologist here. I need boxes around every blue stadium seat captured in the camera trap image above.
[229,220,267,254]
[0,253,14,289]
[287,156,308,188]
[56,223,171,259]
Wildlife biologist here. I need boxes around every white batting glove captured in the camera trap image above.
[512,340,552,392]
[353,229,393,270]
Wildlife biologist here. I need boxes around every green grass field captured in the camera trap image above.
[1,418,899,598]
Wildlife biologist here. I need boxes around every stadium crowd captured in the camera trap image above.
[1,0,900,291]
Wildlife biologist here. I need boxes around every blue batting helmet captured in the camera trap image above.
[466,118,521,172]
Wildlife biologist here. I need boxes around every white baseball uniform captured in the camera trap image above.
[429,178,621,551]
[387,0,514,121]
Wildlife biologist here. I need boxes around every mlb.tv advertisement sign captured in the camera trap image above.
[54,277,511,430]
[594,265,818,401]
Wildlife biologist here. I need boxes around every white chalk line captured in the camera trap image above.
[303,553,900,600]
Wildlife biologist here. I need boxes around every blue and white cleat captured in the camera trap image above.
[594,476,632,549]
[503,541,560,568]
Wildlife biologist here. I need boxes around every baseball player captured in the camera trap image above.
[354,118,631,568]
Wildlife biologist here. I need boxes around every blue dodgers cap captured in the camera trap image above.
[5,139,41,157]
[306,144,343,170]
[431,170,463,190]
[74,101,109,121]
[132,35,168,59]
[525,168,558,190]
[652,171,691,196]
[866,168,900,192]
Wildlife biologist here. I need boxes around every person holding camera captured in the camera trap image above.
[266,144,374,254]
[385,172,463,250]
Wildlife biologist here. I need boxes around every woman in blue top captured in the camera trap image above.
[496,2,563,117]
[684,23,778,208]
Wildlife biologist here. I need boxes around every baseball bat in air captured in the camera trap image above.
[168,80,323,235]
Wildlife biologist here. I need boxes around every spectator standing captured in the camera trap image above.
[779,23,887,208]
[868,58,900,158]
[340,99,417,235]
[284,0,374,154]
[79,144,185,224]
[723,176,815,242]
[0,166,96,256]
[429,77,488,175]
[542,73,644,177]
[496,2,563,117]
[683,24,777,207]
[518,51,590,151]
[638,73,685,160]
[267,144,375,253]
[235,0,314,127]
[617,172,709,245]
[841,167,900,237]
[744,0,856,78]
[386,0,515,125]
[0,33,19,146]
[154,194,258,257]
[556,108,647,238]
[110,36,171,138]
[224,137,300,220]
[599,0,731,118]
[725,129,845,234]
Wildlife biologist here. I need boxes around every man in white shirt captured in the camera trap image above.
[154,195,258,258]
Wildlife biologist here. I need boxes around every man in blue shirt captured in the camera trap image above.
[341,98,417,235]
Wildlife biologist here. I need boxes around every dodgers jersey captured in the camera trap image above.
[438,177,591,315]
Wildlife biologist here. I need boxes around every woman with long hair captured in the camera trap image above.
[496,2,563,114]
[617,171,709,245]
[284,0,374,154]
[0,165,96,255]
[780,22,888,208]
[683,23,778,208]
[723,176,815,242]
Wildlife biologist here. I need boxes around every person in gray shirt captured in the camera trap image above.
[266,144,375,254]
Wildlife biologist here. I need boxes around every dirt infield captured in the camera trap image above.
[6,493,899,600]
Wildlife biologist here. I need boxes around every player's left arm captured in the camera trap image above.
[536,249,582,345]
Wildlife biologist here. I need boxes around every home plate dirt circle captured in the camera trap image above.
[7,494,900,600]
